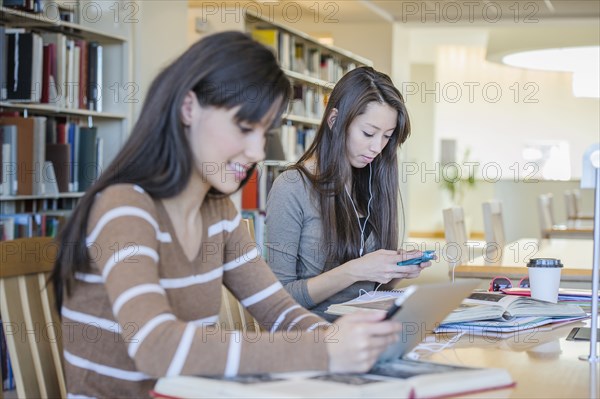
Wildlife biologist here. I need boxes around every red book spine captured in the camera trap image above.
[241,169,259,209]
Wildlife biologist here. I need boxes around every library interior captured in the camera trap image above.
[0,1,599,398]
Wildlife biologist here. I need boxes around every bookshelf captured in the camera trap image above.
[245,14,372,163]
[0,2,133,394]
[0,0,132,233]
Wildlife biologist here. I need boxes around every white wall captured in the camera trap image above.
[131,1,189,120]
[402,24,599,239]
[433,44,599,179]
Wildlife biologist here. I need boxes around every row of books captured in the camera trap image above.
[290,84,326,120]
[250,27,357,83]
[241,125,315,213]
[0,114,102,196]
[0,211,68,240]
[0,25,103,111]
[280,124,316,163]
[241,162,286,213]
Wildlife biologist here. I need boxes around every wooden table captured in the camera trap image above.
[426,320,599,398]
[455,238,595,282]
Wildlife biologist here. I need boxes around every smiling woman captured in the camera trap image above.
[50,31,405,398]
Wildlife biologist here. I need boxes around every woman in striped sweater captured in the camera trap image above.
[51,31,402,398]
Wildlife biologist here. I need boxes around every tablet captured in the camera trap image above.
[377,279,481,363]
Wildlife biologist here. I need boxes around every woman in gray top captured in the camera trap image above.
[266,67,432,321]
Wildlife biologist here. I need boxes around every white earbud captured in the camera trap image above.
[345,163,373,257]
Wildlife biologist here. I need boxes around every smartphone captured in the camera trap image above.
[566,327,600,341]
[397,250,436,266]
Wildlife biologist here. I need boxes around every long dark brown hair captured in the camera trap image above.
[51,31,290,311]
[292,66,410,268]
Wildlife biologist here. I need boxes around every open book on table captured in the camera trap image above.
[436,291,588,336]
[152,360,514,399]
[441,291,587,324]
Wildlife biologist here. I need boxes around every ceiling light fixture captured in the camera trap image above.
[502,46,599,98]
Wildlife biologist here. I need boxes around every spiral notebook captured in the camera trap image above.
[325,289,406,315]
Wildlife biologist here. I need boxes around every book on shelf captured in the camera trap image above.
[250,28,279,55]
[42,160,59,196]
[6,29,43,102]
[241,168,259,209]
[152,359,514,399]
[40,32,67,107]
[45,142,70,193]
[87,41,103,112]
[0,115,46,196]
[0,25,7,101]
[1,124,18,195]
[76,39,88,108]
[77,126,97,192]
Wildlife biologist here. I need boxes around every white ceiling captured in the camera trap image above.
[189,1,600,24]
[368,0,600,23]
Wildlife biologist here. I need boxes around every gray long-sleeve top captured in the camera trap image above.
[265,169,376,322]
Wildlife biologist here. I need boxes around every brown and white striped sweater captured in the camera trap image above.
[62,184,330,398]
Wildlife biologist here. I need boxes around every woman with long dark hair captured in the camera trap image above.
[266,67,431,321]
[52,33,402,398]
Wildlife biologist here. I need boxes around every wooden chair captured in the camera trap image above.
[564,190,577,221]
[537,193,557,238]
[218,219,261,332]
[537,193,592,239]
[442,207,469,268]
[482,200,506,262]
[0,237,66,399]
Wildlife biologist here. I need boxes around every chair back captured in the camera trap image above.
[572,189,583,216]
[0,237,66,399]
[564,190,577,220]
[537,193,555,238]
[218,219,261,332]
[442,207,469,267]
[482,201,506,261]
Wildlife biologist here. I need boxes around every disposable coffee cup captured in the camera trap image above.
[527,258,563,303]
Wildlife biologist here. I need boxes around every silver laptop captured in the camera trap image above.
[378,279,480,363]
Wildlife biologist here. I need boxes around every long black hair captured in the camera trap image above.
[52,31,291,311]
[292,67,410,268]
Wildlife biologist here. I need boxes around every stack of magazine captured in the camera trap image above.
[502,287,599,313]
[437,292,587,336]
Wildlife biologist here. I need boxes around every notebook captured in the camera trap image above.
[378,279,481,362]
